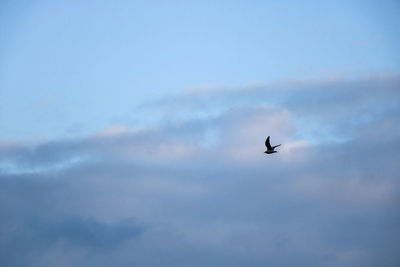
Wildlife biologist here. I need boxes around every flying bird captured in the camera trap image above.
[264,136,281,154]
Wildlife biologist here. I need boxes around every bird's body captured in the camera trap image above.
[264,136,281,154]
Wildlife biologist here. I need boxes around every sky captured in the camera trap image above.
[1,0,400,266]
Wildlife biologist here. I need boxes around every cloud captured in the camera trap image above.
[140,73,400,142]
[0,216,144,267]
[1,74,400,266]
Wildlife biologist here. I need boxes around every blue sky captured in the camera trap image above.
[1,1,400,266]
[1,0,399,140]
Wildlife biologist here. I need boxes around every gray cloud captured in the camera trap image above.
[0,74,400,266]
[140,73,400,141]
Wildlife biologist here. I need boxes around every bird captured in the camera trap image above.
[264,136,281,154]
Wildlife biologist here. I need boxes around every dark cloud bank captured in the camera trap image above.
[1,74,400,266]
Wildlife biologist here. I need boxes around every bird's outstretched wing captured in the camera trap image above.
[265,136,272,150]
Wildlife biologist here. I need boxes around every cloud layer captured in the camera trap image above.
[1,74,400,266]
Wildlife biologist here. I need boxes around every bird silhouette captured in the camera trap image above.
[264,136,281,154]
